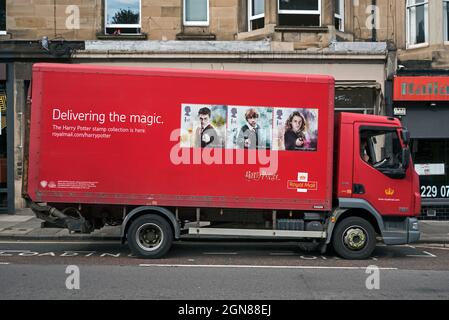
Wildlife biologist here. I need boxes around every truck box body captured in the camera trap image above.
[27,64,334,211]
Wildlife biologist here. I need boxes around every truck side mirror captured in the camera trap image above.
[401,129,410,146]
[402,147,410,170]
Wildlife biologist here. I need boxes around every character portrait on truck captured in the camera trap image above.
[230,106,272,150]
[24,64,421,261]
[273,108,318,152]
[181,105,226,149]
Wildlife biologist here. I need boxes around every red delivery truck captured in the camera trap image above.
[23,63,421,259]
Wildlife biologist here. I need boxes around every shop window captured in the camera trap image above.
[248,0,264,31]
[334,87,376,115]
[406,0,428,47]
[0,0,6,35]
[278,0,321,27]
[334,0,344,32]
[184,0,209,26]
[444,0,449,42]
[105,0,141,35]
[412,139,449,200]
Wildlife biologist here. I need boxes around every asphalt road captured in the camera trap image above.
[1,240,449,300]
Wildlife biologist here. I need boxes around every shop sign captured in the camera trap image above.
[415,163,445,176]
[394,76,449,101]
[393,107,406,116]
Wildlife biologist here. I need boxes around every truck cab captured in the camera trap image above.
[331,113,421,259]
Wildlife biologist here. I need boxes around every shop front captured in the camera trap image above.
[0,64,10,213]
[393,75,449,219]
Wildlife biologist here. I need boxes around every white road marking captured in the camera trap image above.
[0,262,10,265]
[407,251,437,258]
[423,251,437,258]
[139,264,398,270]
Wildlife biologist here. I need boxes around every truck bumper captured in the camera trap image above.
[382,217,420,245]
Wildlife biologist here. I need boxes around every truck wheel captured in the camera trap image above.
[127,214,173,259]
[332,217,376,260]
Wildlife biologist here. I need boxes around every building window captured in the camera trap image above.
[406,0,428,47]
[334,0,344,32]
[184,0,209,26]
[0,0,6,35]
[278,0,321,27]
[105,0,141,35]
[248,0,265,31]
[444,0,449,42]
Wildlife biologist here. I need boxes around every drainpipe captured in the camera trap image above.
[371,0,377,42]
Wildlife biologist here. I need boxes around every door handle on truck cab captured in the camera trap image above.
[353,184,366,194]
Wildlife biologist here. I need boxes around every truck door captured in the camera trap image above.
[353,124,413,216]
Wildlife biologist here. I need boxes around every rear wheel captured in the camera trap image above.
[127,214,173,259]
[332,217,376,260]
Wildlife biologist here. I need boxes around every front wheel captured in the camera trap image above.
[332,217,376,260]
[127,214,173,259]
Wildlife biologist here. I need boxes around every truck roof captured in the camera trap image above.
[339,112,402,127]
[33,63,335,85]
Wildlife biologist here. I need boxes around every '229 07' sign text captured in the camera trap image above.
[421,185,449,198]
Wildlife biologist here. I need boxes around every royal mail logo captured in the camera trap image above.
[287,180,318,191]
[385,188,395,196]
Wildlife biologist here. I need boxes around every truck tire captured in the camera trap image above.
[332,217,376,260]
[127,214,173,259]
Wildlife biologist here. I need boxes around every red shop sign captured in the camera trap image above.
[394,76,449,101]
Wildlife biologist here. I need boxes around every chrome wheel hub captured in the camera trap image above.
[343,226,367,251]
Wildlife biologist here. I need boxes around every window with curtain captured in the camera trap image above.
[334,0,344,32]
[105,0,141,35]
[0,0,6,35]
[249,0,265,31]
[184,0,209,26]
[406,0,428,47]
[278,0,321,27]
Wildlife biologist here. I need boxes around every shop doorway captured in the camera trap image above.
[0,82,7,211]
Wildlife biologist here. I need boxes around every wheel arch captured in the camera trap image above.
[326,198,386,245]
[121,206,180,244]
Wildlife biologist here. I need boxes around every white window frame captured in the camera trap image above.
[334,0,344,32]
[444,0,449,44]
[0,0,6,35]
[248,0,265,31]
[406,0,429,49]
[277,0,321,26]
[183,0,209,27]
[105,0,142,31]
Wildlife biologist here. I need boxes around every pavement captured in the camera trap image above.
[0,208,448,244]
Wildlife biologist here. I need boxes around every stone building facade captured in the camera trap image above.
[1,0,446,217]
